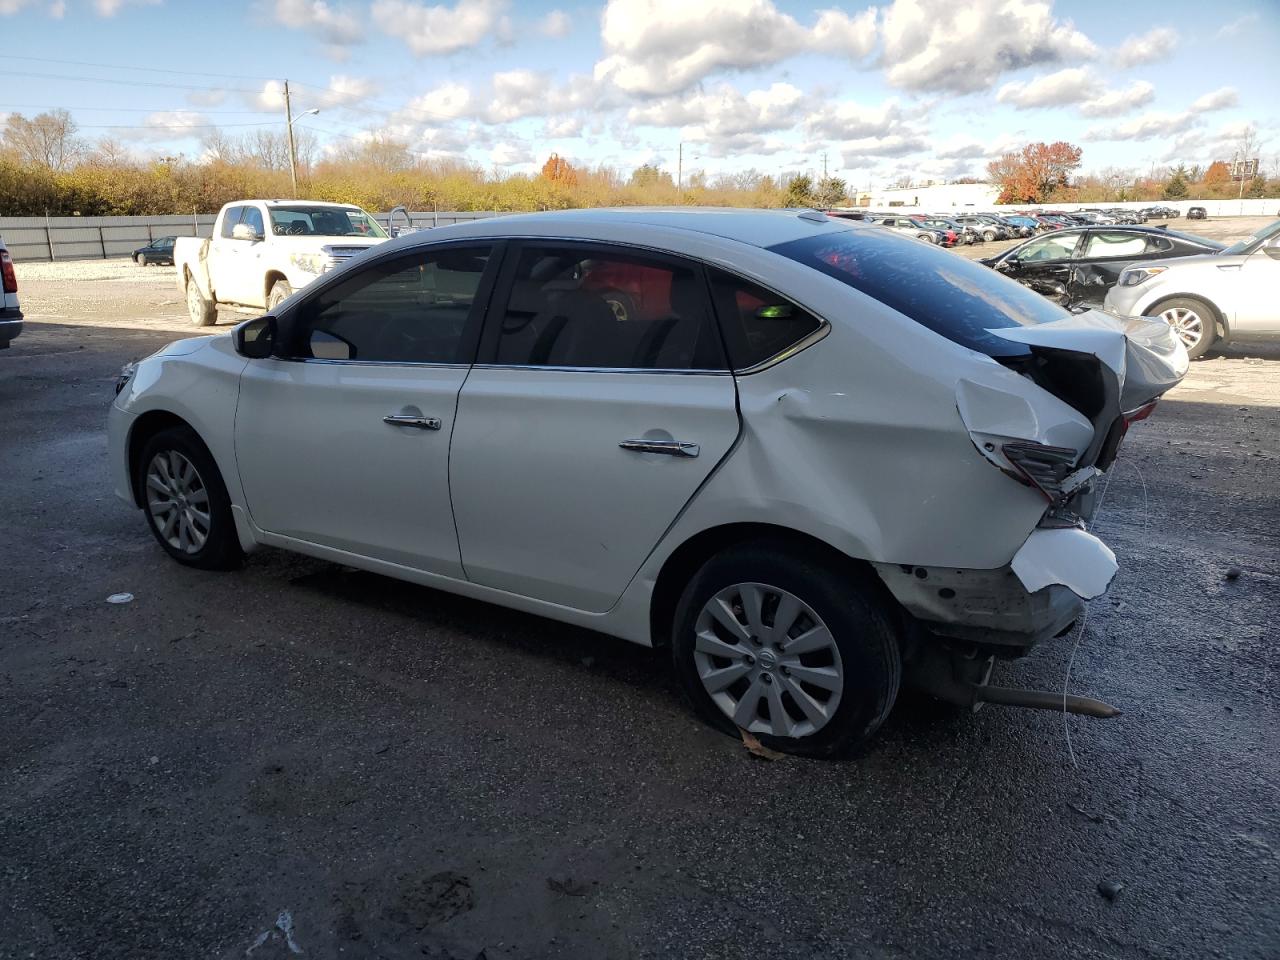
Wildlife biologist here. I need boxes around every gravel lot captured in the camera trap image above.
[1,242,1278,960]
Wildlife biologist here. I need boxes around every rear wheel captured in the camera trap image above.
[1148,297,1216,360]
[671,542,901,758]
[267,279,293,311]
[137,426,242,570]
[983,229,997,242]
[186,276,217,327]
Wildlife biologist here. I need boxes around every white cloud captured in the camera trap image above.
[396,82,474,123]
[271,0,363,47]
[839,134,930,164]
[1078,80,1155,117]
[593,0,875,97]
[1114,27,1177,67]
[93,0,159,14]
[372,0,507,55]
[996,67,1097,109]
[0,0,36,12]
[1189,86,1238,113]
[879,0,1097,94]
[48,0,65,16]
[1216,13,1259,38]
[543,116,584,138]
[805,97,906,140]
[630,82,803,136]
[132,110,210,141]
[1087,110,1195,142]
[933,132,1022,160]
[252,75,376,112]
[490,141,533,166]
[537,8,570,37]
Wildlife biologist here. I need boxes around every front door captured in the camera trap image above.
[1232,246,1280,333]
[1070,230,1168,306]
[1000,232,1082,304]
[449,241,740,612]
[234,244,496,576]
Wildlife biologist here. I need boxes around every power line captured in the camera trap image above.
[2,55,277,82]
[0,69,258,94]
[0,102,277,115]
[75,121,279,130]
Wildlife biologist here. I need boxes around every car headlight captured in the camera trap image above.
[1119,266,1167,286]
[289,253,326,274]
[115,360,138,395]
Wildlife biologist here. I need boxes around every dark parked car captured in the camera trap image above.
[980,225,1224,307]
[132,236,177,266]
[1187,207,1207,220]
[954,215,1008,242]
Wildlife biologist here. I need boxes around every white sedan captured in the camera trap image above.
[109,209,1187,757]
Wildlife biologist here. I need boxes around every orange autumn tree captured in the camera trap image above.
[987,141,1083,204]
[541,153,578,188]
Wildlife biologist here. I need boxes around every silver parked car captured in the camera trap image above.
[1104,219,1280,358]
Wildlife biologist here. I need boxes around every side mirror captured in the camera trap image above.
[996,256,1019,271]
[234,315,276,359]
[231,223,262,242]
[1264,236,1280,260]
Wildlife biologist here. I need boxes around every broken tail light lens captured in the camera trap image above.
[1001,442,1081,502]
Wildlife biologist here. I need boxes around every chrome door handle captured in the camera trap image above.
[383,415,442,430]
[619,439,700,458]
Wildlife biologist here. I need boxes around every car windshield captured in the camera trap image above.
[770,229,1067,357]
[1219,219,1280,256]
[267,205,388,239]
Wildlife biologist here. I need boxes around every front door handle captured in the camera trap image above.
[383,415,442,430]
[619,439,700,458]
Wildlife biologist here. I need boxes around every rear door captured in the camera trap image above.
[1071,230,1169,306]
[449,241,739,612]
[1232,246,1280,332]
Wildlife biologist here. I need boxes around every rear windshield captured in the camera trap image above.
[769,229,1068,356]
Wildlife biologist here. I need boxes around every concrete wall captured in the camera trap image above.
[849,182,1280,217]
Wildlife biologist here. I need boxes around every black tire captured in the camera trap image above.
[1146,296,1218,360]
[185,274,217,327]
[671,541,901,759]
[137,426,243,570]
[138,254,148,267]
[983,229,997,242]
[267,279,293,311]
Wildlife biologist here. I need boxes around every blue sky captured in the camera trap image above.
[1,0,1277,187]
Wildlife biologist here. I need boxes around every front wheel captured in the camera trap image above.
[137,426,243,570]
[137,254,147,266]
[983,230,997,242]
[1148,297,1216,360]
[671,542,901,759]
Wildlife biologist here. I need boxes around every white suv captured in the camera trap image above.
[108,209,1186,756]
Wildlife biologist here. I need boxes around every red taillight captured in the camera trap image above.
[1,249,16,294]
[1123,399,1158,426]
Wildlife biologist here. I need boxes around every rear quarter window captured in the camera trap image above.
[769,229,1068,357]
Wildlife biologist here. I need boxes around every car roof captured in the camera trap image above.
[225,199,363,209]
[404,207,858,249]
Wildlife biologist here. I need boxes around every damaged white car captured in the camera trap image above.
[108,209,1187,757]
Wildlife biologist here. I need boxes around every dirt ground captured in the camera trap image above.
[1,245,1278,960]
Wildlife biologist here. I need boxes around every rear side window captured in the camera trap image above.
[1085,232,1155,258]
[708,269,822,370]
[770,229,1068,357]
[489,246,725,370]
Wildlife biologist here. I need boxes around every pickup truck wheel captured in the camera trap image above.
[267,280,293,311]
[1148,297,1216,360]
[186,278,217,327]
[672,541,901,759]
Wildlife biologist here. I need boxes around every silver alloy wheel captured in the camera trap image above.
[693,582,844,739]
[145,450,211,554]
[1159,306,1205,349]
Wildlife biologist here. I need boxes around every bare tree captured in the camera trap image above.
[2,110,83,171]
[89,137,131,166]
[1099,166,1136,200]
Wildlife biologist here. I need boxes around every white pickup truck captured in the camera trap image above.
[174,199,388,325]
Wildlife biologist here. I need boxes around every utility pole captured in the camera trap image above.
[284,80,299,199]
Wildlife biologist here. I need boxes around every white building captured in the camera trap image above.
[847,182,1001,212]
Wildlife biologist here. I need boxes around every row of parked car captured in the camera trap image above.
[828,207,1196,248]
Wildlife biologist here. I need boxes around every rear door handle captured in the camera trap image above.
[383,415,442,430]
[619,439,700,458]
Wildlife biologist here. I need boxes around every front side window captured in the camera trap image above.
[708,269,822,370]
[770,229,1068,357]
[219,206,245,239]
[490,246,724,370]
[1016,234,1080,262]
[268,205,388,239]
[287,246,492,364]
